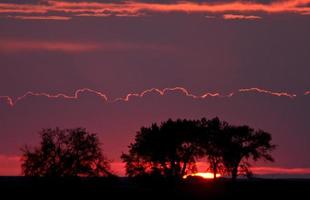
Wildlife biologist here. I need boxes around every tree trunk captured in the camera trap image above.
[213,169,217,180]
[181,161,187,178]
[232,167,238,181]
[170,160,175,177]
[212,162,217,180]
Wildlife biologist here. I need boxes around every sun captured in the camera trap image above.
[183,172,221,179]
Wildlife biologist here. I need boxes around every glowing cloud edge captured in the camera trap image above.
[0,87,305,107]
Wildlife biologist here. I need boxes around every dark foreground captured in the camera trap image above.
[0,176,309,199]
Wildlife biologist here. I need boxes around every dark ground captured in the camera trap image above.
[0,176,309,199]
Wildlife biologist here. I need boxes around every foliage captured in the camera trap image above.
[122,117,276,181]
[21,128,111,177]
[121,119,203,180]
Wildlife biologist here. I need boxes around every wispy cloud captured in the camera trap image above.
[251,166,310,174]
[0,2,48,14]
[195,162,310,175]
[0,39,172,53]
[0,40,100,53]
[0,87,302,108]
[223,14,262,20]
[0,0,309,20]
[239,88,297,98]
[7,15,71,20]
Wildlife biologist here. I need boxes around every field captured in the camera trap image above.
[0,176,309,199]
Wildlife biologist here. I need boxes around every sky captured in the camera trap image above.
[0,0,309,176]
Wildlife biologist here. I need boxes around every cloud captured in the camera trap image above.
[251,166,310,174]
[0,2,48,14]
[0,96,13,107]
[0,0,310,20]
[75,12,145,17]
[239,88,297,98]
[195,162,310,175]
[223,14,262,20]
[0,40,100,53]
[75,13,112,17]
[7,15,71,20]
[0,87,302,108]
[0,39,172,53]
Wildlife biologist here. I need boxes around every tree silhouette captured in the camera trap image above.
[198,117,226,179]
[123,117,276,181]
[121,119,203,180]
[221,125,276,181]
[21,128,111,177]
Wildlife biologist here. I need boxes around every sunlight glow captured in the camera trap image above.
[183,172,221,179]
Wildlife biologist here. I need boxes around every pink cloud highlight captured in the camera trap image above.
[0,96,14,107]
[113,87,222,102]
[0,40,100,53]
[0,3,48,14]
[47,0,310,14]
[239,88,297,98]
[0,0,310,19]
[14,88,109,106]
[251,167,310,175]
[0,39,172,53]
[223,14,262,20]
[7,15,71,20]
[0,87,302,108]
[195,162,310,176]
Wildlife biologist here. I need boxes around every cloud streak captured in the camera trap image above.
[251,166,310,174]
[195,162,310,176]
[0,40,100,53]
[0,87,304,108]
[0,39,172,53]
[239,88,297,98]
[0,0,310,20]
[7,15,71,20]
[223,14,262,20]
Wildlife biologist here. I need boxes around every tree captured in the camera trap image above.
[121,119,203,180]
[122,117,276,181]
[198,117,227,179]
[221,125,276,181]
[21,127,111,177]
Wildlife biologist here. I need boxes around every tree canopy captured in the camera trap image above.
[221,125,276,180]
[122,117,276,181]
[21,128,111,177]
[121,119,204,180]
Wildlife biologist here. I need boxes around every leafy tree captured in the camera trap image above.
[221,125,276,181]
[21,128,111,177]
[198,117,227,179]
[122,117,276,181]
[121,119,203,180]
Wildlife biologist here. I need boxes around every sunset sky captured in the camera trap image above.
[0,0,309,176]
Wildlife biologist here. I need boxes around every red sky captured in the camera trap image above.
[0,0,309,177]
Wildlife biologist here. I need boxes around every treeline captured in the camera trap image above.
[21,117,276,181]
